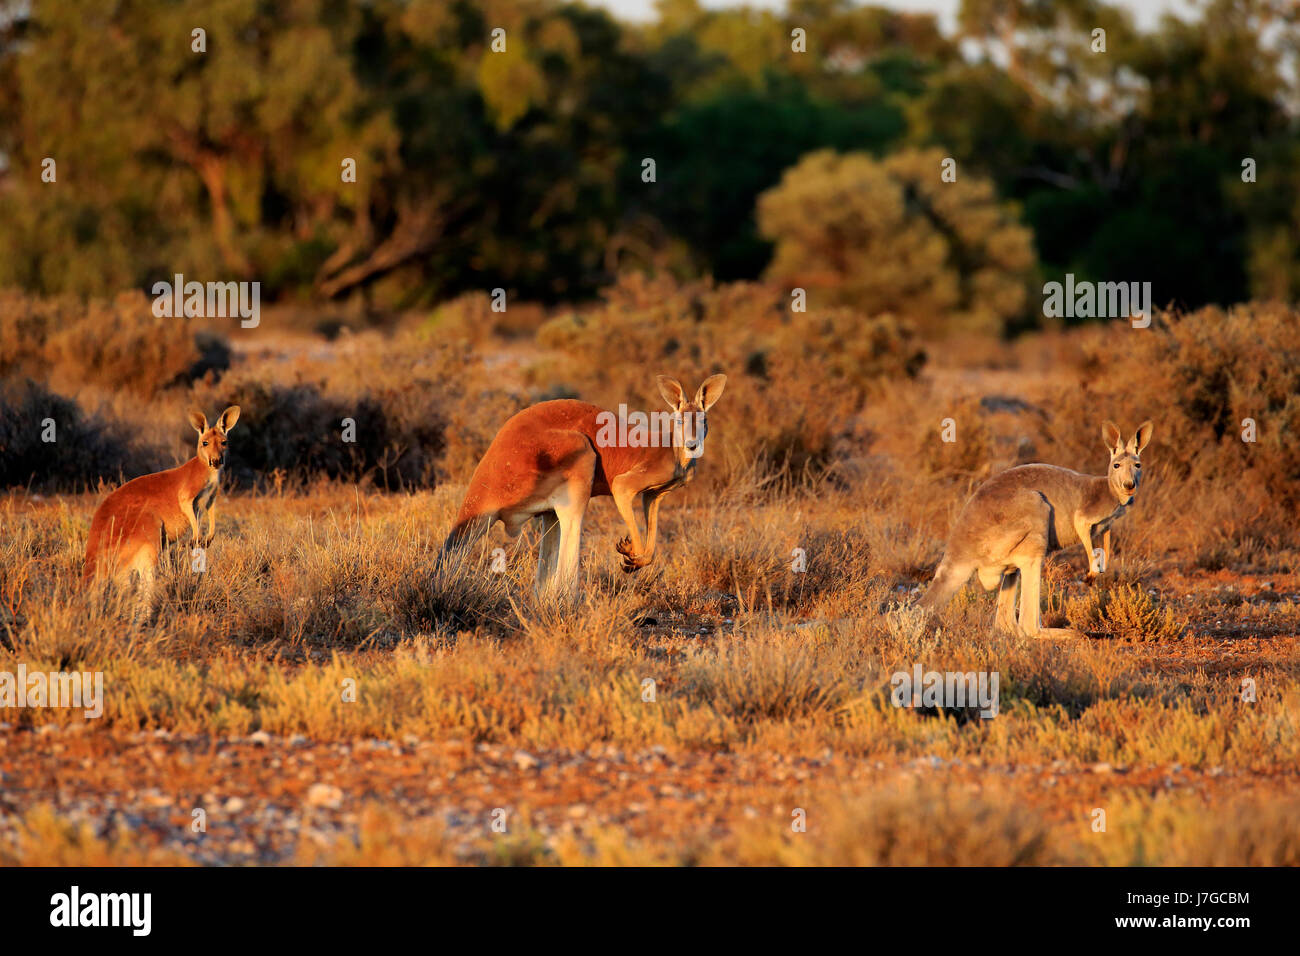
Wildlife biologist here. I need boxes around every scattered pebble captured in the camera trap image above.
[512,750,539,771]
[306,783,343,809]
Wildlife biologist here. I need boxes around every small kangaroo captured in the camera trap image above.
[918,419,1153,637]
[83,406,241,610]
[442,374,727,600]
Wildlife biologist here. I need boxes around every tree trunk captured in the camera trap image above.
[315,197,451,299]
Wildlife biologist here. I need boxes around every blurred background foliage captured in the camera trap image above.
[0,0,1297,332]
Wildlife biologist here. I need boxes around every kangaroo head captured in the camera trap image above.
[189,406,241,469]
[657,374,727,467]
[1101,419,1153,504]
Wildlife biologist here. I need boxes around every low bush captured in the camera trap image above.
[534,274,925,483]
[0,291,209,398]
[0,379,166,491]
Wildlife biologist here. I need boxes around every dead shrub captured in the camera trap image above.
[533,274,924,486]
[0,290,210,398]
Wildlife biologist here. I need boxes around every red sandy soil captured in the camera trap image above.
[3,725,1294,865]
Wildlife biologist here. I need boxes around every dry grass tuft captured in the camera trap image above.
[1066,583,1186,642]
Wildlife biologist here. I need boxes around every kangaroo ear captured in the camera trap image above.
[218,405,241,434]
[1101,420,1122,453]
[695,373,727,412]
[657,375,686,410]
[1131,419,1153,453]
[188,409,208,435]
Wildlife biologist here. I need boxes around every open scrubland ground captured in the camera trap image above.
[1,281,1298,865]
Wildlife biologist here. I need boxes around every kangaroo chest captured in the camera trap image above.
[1058,502,1126,550]
[662,459,697,493]
[1092,503,1126,533]
[1047,499,1126,553]
[638,466,690,511]
[192,480,219,523]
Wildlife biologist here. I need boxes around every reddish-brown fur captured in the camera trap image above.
[444,375,726,599]
[83,406,240,611]
[449,401,666,531]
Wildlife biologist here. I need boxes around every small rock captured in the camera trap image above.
[223,797,246,813]
[305,783,343,809]
[249,731,271,746]
[1090,762,1114,774]
[512,750,539,771]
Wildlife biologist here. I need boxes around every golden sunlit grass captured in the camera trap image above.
[0,805,193,867]
[3,490,1296,770]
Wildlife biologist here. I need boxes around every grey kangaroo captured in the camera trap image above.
[918,420,1153,638]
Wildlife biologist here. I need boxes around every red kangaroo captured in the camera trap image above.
[83,406,240,611]
[443,375,727,600]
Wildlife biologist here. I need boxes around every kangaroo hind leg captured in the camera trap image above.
[535,511,561,591]
[538,431,596,604]
[1012,536,1081,640]
[995,569,1019,633]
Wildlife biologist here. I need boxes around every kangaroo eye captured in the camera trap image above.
[1113,463,1119,469]
[202,441,209,446]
